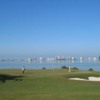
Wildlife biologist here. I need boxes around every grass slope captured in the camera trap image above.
[0,69,100,100]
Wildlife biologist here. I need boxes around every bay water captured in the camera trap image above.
[0,60,100,71]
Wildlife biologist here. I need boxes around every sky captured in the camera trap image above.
[0,0,100,58]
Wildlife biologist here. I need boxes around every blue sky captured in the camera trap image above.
[0,0,100,58]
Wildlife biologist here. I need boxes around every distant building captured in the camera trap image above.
[71,57,75,60]
[39,57,45,61]
[27,58,32,62]
[88,57,92,61]
[79,57,84,60]
[47,58,55,61]
[99,56,100,61]
[93,57,97,61]
[55,56,65,60]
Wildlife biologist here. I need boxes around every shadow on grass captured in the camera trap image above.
[0,74,24,83]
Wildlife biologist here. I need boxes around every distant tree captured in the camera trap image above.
[42,67,46,69]
[88,68,94,71]
[61,66,69,69]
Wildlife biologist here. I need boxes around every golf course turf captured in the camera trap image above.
[0,69,100,100]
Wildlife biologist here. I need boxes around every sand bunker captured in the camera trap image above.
[69,77,100,81]
[88,77,100,81]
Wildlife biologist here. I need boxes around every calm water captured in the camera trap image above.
[0,60,100,71]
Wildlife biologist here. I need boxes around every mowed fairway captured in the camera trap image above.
[0,69,100,100]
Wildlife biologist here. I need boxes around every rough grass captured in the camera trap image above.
[0,69,100,100]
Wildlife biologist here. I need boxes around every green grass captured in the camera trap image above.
[0,69,100,100]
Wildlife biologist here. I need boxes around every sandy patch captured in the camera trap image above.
[69,78,88,81]
[69,77,100,81]
[88,77,100,81]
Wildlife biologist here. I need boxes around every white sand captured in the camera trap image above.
[88,77,100,81]
[69,77,100,81]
